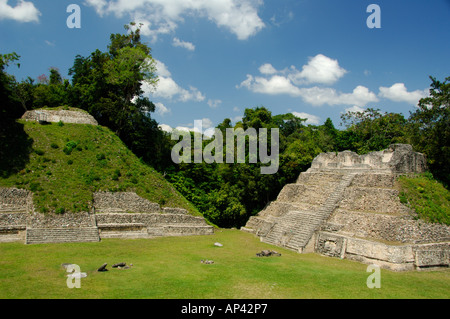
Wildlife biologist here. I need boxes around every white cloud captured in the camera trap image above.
[155,102,171,116]
[150,59,205,102]
[85,0,265,41]
[254,55,347,85]
[0,0,41,22]
[232,115,243,124]
[174,126,192,133]
[298,85,378,107]
[292,112,321,125]
[378,83,428,105]
[165,118,215,137]
[154,59,171,77]
[173,37,195,51]
[236,54,374,107]
[207,99,222,109]
[344,105,366,114]
[238,73,378,107]
[201,118,213,129]
[237,74,302,97]
[289,54,347,85]
[259,63,278,75]
[158,123,173,133]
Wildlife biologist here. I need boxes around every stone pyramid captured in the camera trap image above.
[242,144,449,270]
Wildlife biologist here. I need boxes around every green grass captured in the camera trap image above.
[398,173,450,225]
[0,117,199,216]
[0,230,448,299]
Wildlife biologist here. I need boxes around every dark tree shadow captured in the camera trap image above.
[0,120,33,178]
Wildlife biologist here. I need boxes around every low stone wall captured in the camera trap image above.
[95,212,208,226]
[96,212,214,238]
[163,225,214,236]
[0,212,28,227]
[28,212,96,229]
[0,213,28,242]
[21,109,98,125]
[328,209,450,244]
[316,231,449,271]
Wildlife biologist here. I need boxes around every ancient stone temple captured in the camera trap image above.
[242,144,449,271]
[0,190,213,244]
[21,109,99,125]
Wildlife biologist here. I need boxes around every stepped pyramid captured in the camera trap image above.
[243,171,356,252]
[243,144,450,270]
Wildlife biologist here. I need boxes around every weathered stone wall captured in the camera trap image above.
[296,171,343,185]
[0,213,28,242]
[328,209,450,244]
[93,192,161,213]
[350,173,395,188]
[0,212,28,227]
[276,183,332,206]
[96,212,214,238]
[338,188,410,215]
[242,215,274,236]
[95,212,208,226]
[0,188,32,212]
[162,207,188,215]
[28,212,96,229]
[315,231,449,271]
[21,109,98,125]
[309,144,427,174]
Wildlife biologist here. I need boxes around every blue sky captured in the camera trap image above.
[1,0,449,134]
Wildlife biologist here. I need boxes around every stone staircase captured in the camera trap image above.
[259,173,356,252]
[26,227,100,244]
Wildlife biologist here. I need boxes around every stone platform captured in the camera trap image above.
[0,188,213,244]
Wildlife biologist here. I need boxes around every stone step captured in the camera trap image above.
[26,227,100,244]
[260,173,357,251]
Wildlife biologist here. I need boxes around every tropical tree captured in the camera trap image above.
[340,108,407,153]
[68,23,165,169]
[0,52,21,121]
[408,76,450,186]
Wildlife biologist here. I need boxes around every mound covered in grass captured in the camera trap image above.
[0,116,199,216]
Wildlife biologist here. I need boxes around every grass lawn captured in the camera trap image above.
[0,229,448,299]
